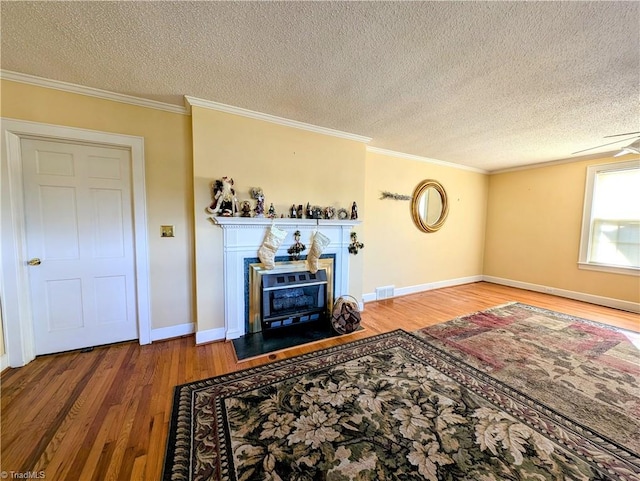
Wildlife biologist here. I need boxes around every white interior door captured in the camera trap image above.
[21,138,138,355]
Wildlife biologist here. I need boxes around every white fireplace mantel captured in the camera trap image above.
[212,216,360,340]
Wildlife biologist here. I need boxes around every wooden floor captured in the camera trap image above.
[1,282,638,480]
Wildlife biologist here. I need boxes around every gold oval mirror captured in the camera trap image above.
[411,179,449,233]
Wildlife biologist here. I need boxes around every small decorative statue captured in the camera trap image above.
[250,187,265,217]
[290,204,297,218]
[351,201,358,220]
[297,204,304,219]
[287,230,306,261]
[207,177,238,216]
[240,200,252,217]
[306,203,312,219]
[348,231,364,255]
[324,206,335,219]
[267,203,276,218]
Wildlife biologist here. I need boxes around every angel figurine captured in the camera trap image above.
[251,187,265,217]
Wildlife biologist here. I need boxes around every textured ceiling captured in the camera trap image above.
[1,1,639,171]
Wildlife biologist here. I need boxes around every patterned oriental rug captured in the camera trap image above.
[163,303,640,481]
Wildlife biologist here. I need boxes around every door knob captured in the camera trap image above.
[27,258,41,266]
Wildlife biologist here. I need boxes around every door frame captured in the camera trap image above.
[1,118,151,367]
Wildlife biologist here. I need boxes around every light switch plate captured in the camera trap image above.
[161,225,175,237]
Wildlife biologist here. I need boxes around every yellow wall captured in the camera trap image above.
[2,79,636,357]
[191,106,366,332]
[485,157,640,303]
[1,80,194,330]
[363,151,488,294]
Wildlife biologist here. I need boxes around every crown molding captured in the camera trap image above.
[1,70,188,115]
[366,146,488,174]
[184,95,372,144]
[9,70,601,174]
[490,151,639,174]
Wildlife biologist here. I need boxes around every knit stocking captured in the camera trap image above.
[258,225,287,269]
[307,231,330,274]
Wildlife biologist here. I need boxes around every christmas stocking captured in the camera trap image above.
[307,231,330,273]
[258,225,287,269]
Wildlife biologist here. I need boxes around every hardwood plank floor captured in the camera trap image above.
[1,282,638,480]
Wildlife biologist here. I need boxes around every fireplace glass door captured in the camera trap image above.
[261,270,328,330]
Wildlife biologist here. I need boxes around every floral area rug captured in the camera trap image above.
[163,307,640,481]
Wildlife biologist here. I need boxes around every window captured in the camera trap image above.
[579,160,640,275]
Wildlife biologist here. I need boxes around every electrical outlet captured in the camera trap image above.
[161,225,175,237]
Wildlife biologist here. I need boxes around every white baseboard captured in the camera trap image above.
[0,353,8,372]
[362,292,377,303]
[150,322,195,342]
[152,323,226,345]
[195,327,226,345]
[363,275,483,303]
[483,276,640,313]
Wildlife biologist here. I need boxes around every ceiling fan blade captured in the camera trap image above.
[603,131,640,138]
[613,147,640,157]
[571,137,640,155]
[614,139,640,157]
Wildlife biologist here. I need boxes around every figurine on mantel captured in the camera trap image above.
[324,206,335,219]
[351,201,358,220]
[290,204,297,218]
[240,200,252,217]
[250,187,265,217]
[207,177,238,216]
[267,203,276,219]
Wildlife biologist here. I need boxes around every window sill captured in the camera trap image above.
[578,262,640,276]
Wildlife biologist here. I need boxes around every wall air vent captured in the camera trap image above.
[375,285,395,300]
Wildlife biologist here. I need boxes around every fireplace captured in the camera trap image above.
[247,256,335,334]
[262,269,327,329]
[211,217,358,341]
